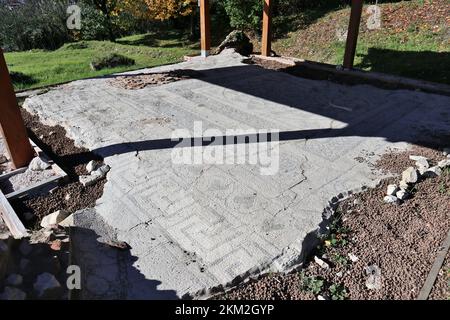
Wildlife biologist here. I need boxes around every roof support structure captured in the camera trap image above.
[199,0,363,67]
[343,0,364,69]
[0,48,33,169]
[200,0,211,57]
[261,0,273,57]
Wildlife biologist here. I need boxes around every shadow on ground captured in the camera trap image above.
[59,63,450,167]
[357,48,450,85]
[10,71,37,87]
[71,209,178,300]
[116,31,192,47]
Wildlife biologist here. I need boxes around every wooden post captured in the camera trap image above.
[343,0,364,69]
[0,48,33,169]
[200,0,211,57]
[261,0,273,57]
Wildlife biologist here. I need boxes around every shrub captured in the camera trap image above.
[221,0,262,31]
[218,0,348,32]
[329,283,347,300]
[90,53,135,71]
[79,2,113,41]
[299,272,324,295]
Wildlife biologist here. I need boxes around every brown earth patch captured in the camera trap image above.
[244,56,291,71]
[214,146,450,300]
[8,107,107,229]
[20,108,101,178]
[108,69,201,90]
[429,251,450,300]
[375,144,445,175]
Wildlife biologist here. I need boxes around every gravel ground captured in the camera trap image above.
[429,251,450,300]
[7,108,107,229]
[215,146,450,300]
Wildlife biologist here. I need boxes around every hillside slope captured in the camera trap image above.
[273,0,449,84]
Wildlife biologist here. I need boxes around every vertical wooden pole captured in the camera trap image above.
[343,0,364,69]
[261,0,273,57]
[200,0,211,57]
[0,48,33,169]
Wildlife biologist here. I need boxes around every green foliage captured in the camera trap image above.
[218,0,346,31]
[332,254,349,267]
[329,283,347,300]
[90,53,135,70]
[79,2,113,41]
[221,0,262,30]
[0,0,69,51]
[300,272,324,295]
[326,216,350,248]
[78,0,154,41]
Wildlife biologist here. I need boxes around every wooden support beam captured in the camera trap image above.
[0,48,33,169]
[261,0,273,57]
[200,0,211,57]
[0,190,28,239]
[343,0,364,69]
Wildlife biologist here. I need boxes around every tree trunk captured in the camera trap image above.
[105,14,115,42]
[190,13,195,38]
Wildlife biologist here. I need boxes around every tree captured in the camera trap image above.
[221,0,262,31]
[122,0,197,21]
[91,0,120,41]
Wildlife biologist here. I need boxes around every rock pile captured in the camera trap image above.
[79,163,110,187]
[213,30,254,56]
[383,148,450,204]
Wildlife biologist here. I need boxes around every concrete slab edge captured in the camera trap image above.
[194,182,380,300]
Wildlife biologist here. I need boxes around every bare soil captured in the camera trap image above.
[1,106,105,300]
[8,108,106,229]
[215,146,450,300]
[375,145,445,175]
[429,251,450,300]
[20,108,102,177]
[108,70,201,90]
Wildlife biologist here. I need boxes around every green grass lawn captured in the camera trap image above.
[5,31,199,90]
[332,29,450,84]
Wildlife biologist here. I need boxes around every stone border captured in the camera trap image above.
[417,229,450,300]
